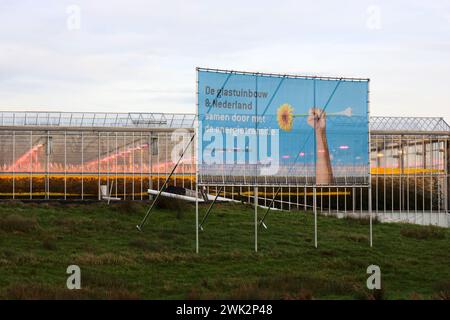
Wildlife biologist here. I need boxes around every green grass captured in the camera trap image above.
[0,200,449,300]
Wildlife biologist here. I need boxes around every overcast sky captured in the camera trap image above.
[0,0,449,121]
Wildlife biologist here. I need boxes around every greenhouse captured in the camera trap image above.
[0,111,448,226]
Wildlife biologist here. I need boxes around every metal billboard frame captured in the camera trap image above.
[195,67,372,253]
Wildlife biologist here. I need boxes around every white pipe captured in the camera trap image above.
[147,188,282,210]
[148,189,205,202]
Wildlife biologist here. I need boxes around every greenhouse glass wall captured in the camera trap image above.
[0,112,196,200]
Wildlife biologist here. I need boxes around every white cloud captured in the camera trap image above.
[0,0,449,122]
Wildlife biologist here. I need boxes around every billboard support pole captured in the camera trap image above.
[314,186,318,248]
[195,67,199,254]
[368,79,373,247]
[255,186,258,252]
[196,182,199,253]
[369,185,373,247]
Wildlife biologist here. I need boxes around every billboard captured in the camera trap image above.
[197,68,369,186]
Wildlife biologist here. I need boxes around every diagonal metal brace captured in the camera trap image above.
[258,186,281,229]
[137,134,195,231]
[198,185,224,231]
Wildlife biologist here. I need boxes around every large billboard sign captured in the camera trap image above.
[197,68,369,186]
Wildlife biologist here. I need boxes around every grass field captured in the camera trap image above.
[0,199,449,300]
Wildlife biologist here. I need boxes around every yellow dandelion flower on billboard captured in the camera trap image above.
[277,103,294,131]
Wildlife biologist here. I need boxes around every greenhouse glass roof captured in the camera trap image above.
[0,111,196,129]
[0,111,449,133]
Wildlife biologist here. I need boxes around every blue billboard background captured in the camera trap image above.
[197,69,369,186]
